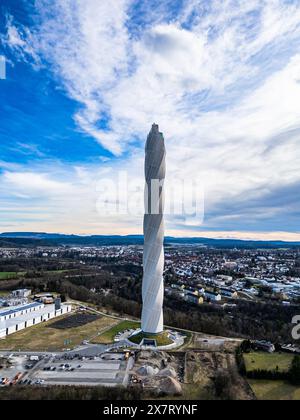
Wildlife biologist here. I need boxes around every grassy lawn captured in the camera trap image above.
[91,320,140,344]
[249,380,300,400]
[129,331,173,346]
[244,352,294,373]
[0,270,72,280]
[0,272,25,280]
[0,313,117,351]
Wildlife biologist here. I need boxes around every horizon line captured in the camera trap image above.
[1,231,300,243]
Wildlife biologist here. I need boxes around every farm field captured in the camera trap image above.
[0,269,74,280]
[0,312,117,351]
[91,320,140,344]
[0,272,25,280]
[244,352,294,372]
[249,380,300,400]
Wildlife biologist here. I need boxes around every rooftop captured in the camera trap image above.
[0,302,42,318]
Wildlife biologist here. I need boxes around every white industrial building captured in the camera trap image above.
[0,301,72,339]
[11,289,32,298]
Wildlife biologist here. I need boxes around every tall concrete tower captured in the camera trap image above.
[141,124,166,334]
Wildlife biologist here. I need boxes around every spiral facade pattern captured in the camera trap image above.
[141,124,166,334]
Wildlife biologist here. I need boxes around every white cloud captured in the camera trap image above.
[140,24,212,89]
[2,0,131,155]
[5,0,300,153]
[2,15,40,65]
[2,172,72,196]
[2,0,300,236]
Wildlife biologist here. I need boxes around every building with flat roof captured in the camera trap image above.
[0,302,72,339]
[0,302,43,322]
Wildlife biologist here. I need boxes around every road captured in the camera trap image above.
[69,301,131,322]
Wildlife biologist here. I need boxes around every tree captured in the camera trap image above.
[60,293,67,303]
[214,370,234,400]
[289,356,300,385]
[240,339,252,353]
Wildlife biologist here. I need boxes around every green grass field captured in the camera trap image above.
[0,270,72,280]
[0,271,26,280]
[128,331,173,346]
[245,352,300,400]
[0,272,18,280]
[91,320,140,344]
[249,380,300,400]
[0,313,117,351]
[244,352,294,373]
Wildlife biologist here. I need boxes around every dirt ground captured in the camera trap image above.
[131,350,185,396]
[184,350,255,400]
[187,332,242,353]
[48,313,100,329]
[130,342,254,400]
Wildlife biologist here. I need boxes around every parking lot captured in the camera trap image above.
[0,355,28,386]
[1,352,134,387]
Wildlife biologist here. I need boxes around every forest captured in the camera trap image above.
[1,257,297,344]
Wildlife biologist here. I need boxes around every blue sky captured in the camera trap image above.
[1,0,300,240]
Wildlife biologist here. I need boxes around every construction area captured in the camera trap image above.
[130,350,183,395]
[0,322,256,399]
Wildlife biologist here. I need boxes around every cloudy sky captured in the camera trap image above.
[1,0,300,240]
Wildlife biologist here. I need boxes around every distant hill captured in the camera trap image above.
[1,232,300,249]
[0,237,51,248]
